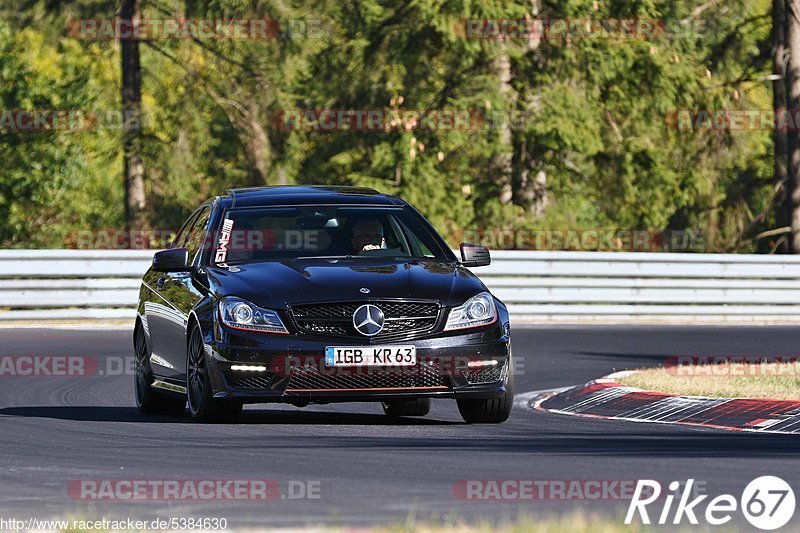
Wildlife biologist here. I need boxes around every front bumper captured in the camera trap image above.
[203,324,511,404]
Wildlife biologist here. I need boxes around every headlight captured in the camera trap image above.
[218,297,289,334]
[444,291,497,331]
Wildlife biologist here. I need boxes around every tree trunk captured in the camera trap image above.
[512,137,548,217]
[510,0,548,217]
[243,101,272,184]
[121,0,146,234]
[786,0,800,251]
[205,89,273,185]
[775,0,790,252]
[490,51,514,205]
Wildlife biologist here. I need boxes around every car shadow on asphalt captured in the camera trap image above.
[575,350,682,362]
[0,406,460,425]
[214,433,800,456]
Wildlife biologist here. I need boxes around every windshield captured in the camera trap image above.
[212,206,451,265]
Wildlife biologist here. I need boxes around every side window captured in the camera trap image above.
[385,216,410,254]
[183,207,211,264]
[173,211,199,249]
[395,217,435,258]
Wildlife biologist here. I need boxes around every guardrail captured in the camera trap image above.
[2,250,800,322]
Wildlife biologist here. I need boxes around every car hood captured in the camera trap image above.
[205,258,487,308]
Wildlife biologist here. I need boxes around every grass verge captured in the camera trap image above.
[617,362,800,400]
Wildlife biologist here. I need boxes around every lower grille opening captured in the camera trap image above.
[460,365,503,384]
[285,362,450,392]
[224,372,276,390]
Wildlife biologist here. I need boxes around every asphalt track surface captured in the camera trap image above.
[0,325,799,529]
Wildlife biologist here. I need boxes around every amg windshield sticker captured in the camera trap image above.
[215,218,234,265]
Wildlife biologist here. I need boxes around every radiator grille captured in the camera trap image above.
[290,301,439,340]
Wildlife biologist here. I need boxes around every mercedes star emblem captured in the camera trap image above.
[353,304,384,336]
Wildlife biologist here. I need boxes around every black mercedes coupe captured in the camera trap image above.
[134,186,513,423]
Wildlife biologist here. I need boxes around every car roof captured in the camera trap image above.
[224,186,404,208]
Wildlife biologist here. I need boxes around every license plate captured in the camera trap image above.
[325,345,416,367]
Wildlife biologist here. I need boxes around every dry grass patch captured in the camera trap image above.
[617,362,800,400]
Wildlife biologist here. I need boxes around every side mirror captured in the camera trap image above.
[153,248,191,272]
[459,243,491,267]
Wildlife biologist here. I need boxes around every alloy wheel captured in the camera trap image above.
[187,326,206,415]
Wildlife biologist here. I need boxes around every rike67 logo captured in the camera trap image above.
[626,476,795,530]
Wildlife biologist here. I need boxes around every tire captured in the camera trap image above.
[134,321,186,416]
[186,323,242,423]
[456,365,514,424]
[382,398,431,417]
[456,395,512,424]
